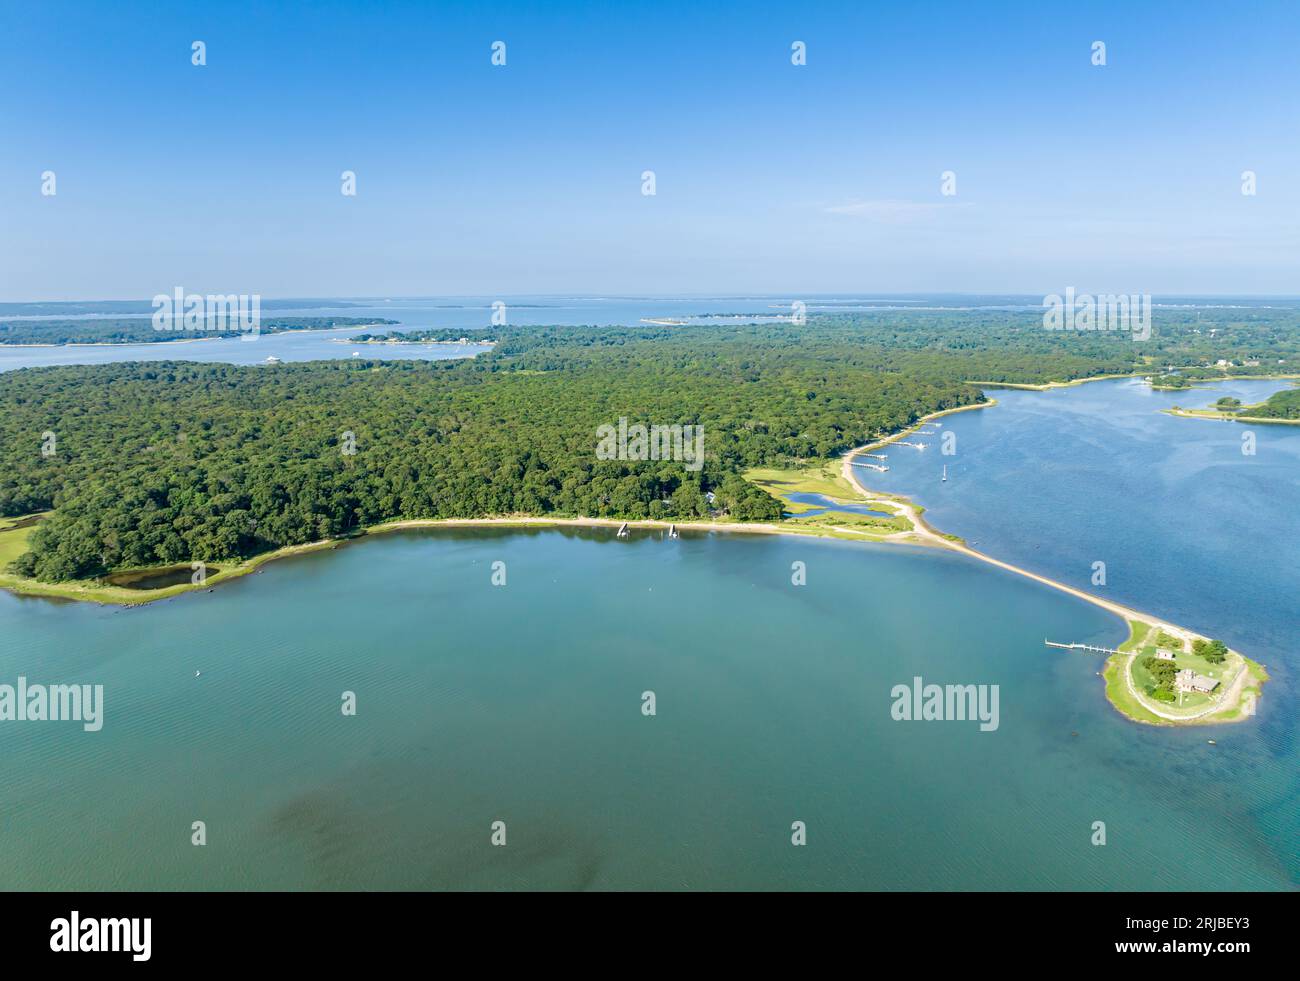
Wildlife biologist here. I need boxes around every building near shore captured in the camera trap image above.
[1156,648,1177,661]
[1175,669,1219,694]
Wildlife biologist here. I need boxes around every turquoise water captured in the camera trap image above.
[0,380,1296,890]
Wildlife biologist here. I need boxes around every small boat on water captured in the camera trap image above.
[942,464,947,482]
[616,522,629,538]
[669,524,679,539]
[264,355,281,364]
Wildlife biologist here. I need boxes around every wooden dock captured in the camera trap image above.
[1045,639,1121,655]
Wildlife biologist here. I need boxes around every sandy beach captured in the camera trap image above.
[835,402,1265,724]
[837,402,1204,639]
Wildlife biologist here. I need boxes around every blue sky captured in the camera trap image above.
[2,0,1298,300]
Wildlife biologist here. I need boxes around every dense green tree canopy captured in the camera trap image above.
[2,313,1296,581]
[1244,387,1300,419]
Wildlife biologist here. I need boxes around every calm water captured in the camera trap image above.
[0,380,1296,890]
[785,492,894,518]
[0,295,1162,372]
[0,296,778,371]
[859,378,1299,671]
[0,327,490,372]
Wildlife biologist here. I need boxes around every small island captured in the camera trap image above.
[1102,622,1267,726]
[1165,384,1300,425]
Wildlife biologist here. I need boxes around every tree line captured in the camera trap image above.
[3,313,1297,581]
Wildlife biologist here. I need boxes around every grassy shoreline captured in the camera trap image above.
[1162,378,1299,425]
[964,373,1138,390]
[0,512,918,606]
[1151,372,1300,391]
[970,370,1300,393]
[0,534,345,605]
[1102,621,1268,726]
[1164,408,1300,425]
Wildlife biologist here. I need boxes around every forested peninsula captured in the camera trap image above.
[3,311,1298,584]
[1241,386,1300,419]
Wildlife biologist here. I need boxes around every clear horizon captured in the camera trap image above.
[6,292,1300,311]
[4,0,1299,300]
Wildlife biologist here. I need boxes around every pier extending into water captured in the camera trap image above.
[853,461,889,472]
[837,400,1266,729]
[1045,639,1122,656]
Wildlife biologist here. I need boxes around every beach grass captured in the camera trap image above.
[1164,407,1300,426]
[745,461,857,500]
[0,512,50,570]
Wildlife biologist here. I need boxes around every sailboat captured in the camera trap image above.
[942,464,947,482]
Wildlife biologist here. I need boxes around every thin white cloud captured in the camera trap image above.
[823,198,969,224]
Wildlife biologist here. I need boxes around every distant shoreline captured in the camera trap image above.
[970,371,1300,392]
[0,323,394,349]
[0,336,219,349]
[964,373,1139,390]
[333,338,496,347]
